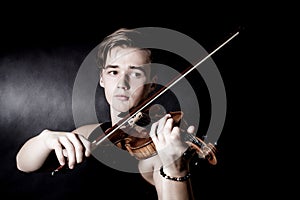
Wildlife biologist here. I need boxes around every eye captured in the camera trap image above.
[107,70,119,76]
[128,66,147,79]
[130,72,143,78]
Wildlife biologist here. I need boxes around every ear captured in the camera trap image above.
[99,75,104,88]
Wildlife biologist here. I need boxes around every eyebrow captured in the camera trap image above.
[104,65,118,69]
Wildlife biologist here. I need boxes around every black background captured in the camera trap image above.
[0,2,287,200]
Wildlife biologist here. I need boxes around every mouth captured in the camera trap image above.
[114,94,130,101]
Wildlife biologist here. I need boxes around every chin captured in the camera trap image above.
[113,105,131,114]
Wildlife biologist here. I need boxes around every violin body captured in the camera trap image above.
[106,127,157,160]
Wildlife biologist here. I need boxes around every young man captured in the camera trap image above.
[16,28,196,200]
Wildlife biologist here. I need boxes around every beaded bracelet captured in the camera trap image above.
[159,166,191,182]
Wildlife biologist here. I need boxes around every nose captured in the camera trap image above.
[117,73,130,90]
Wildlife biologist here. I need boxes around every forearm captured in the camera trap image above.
[161,179,194,200]
[16,129,52,172]
[159,164,194,200]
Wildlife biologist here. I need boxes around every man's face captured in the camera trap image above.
[100,47,152,113]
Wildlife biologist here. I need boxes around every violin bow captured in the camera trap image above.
[92,31,240,147]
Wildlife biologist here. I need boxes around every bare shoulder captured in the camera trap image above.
[73,123,101,139]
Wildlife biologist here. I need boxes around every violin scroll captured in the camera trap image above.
[185,138,217,165]
[170,111,217,165]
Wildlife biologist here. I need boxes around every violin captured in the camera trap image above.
[94,104,217,165]
[52,31,239,175]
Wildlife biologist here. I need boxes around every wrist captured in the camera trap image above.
[162,146,195,176]
[160,166,191,182]
[163,163,189,176]
[39,129,53,151]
